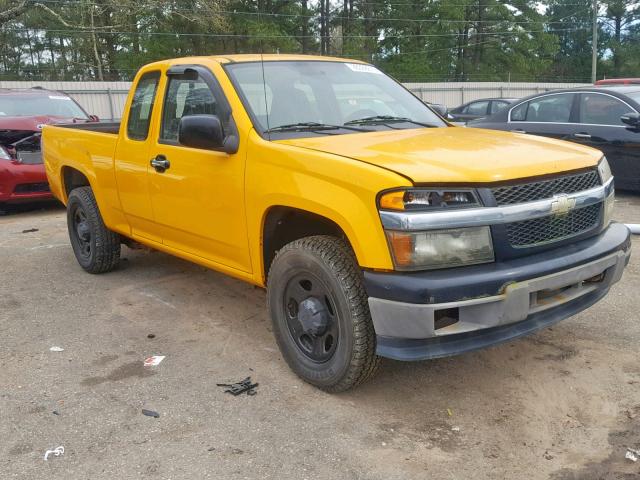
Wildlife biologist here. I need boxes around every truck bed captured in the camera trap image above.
[42,123,121,207]
[55,122,121,135]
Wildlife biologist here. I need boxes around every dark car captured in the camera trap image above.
[448,97,517,123]
[0,88,96,206]
[468,86,640,191]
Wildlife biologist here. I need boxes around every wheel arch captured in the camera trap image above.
[261,205,357,282]
[61,165,92,202]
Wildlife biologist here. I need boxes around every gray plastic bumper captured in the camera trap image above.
[368,244,630,361]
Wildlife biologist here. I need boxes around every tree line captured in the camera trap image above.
[0,0,638,82]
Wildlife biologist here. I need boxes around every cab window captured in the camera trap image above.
[579,93,634,126]
[490,100,510,114]
[511,94,574,123]
[127,71,160,141]
[160,73,217,142]
[464,101,489,115]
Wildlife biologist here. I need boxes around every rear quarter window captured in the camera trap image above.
[127,71,160,141]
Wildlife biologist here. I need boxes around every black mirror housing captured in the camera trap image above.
[621,112,640,128]
[179,115,225,150]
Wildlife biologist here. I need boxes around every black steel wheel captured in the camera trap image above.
[267,235,380,392]
[283,272,340,363]
[67,186,120,274]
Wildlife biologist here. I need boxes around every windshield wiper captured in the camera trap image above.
[264,122,370,133]
[344,115,437,128]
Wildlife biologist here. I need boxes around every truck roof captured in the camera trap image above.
[145,54,368,68]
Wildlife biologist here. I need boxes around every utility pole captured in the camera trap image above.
[591,0,598,83]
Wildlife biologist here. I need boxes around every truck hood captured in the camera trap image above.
[276,127,602,184]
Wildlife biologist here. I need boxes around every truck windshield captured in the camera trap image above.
[0,94,88,119]
[225,60,446,137]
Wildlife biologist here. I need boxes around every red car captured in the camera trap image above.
[595,78,640,86]
[0,88,97,206]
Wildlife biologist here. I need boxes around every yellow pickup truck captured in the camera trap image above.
[43,55,630,391]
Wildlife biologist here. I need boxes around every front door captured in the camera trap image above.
[571,92,640,190]
[147,67,251,273]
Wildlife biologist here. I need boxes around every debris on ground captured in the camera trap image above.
[43,446,64,461]
[22,228,39,233]
[451,426,460,432]
[543,450,554,460]
[217,377,259,396]
[626,448,639,462]
[49,346,64,352]
[142,409,160,418]
[447,408,453,417]
[143,355,165,367]
[147,334,155,339]
[52,410,60,416]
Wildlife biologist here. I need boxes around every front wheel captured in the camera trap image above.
[267,236,380,392]
[67,186,120,274]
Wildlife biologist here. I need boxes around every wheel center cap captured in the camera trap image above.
[298,297,329,336]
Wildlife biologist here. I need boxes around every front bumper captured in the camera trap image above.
[365,222,631,361]
[0,161,52,203]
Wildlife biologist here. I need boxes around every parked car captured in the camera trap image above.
[448,97,517,123]
[43,55,629,391]
[468,86,640,191]
[595,78,640,86]
[0,87,96,207]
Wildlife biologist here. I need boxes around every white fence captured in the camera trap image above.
[0,80,591,120]
[0,81,131,121]
[405,82,591,107]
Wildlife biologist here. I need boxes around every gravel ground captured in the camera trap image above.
[1,194,639,480]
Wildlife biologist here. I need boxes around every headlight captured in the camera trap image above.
[597,156,612,183]
[379,188,480,211]
[386,226,495,271]
[597,156,614,226]
[0,146,10,161]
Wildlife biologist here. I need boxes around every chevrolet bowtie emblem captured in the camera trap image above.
[550,194,576,216]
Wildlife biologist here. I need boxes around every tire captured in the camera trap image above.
[66,186,120,274]
[267,235,380,392]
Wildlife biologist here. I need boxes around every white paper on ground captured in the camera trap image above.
[143,355,166,367]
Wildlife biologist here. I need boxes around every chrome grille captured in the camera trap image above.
[506,204,600,248]
[492,170,600,206]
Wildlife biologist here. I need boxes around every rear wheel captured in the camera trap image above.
[67,186,120,273]
[267,235,380,392]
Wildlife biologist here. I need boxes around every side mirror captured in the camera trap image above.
[621,112,640,128]
[429,103,449,118]
[89,114,100,122]
[179,115,224,150]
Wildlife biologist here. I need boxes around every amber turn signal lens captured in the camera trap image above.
[379,191,406,210]
[386,231,414,267]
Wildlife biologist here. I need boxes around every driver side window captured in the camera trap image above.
[160,74,217,142]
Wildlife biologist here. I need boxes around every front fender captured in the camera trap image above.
[246,131,411,284]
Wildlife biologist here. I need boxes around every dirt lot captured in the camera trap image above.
[1,195,639,480]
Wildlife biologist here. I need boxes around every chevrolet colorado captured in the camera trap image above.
[43,55,630,391]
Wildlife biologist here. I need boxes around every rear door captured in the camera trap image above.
[506,92,578,140]
[146,65,251,272]
[113,70,162,242]
[571,92,640,190]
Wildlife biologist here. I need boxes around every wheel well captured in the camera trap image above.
[263,207,350,279]
[62,166,90,198]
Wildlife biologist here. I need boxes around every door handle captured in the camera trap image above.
[511,129,526,133]
[573,133,592,139]
[150,155,170,173]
